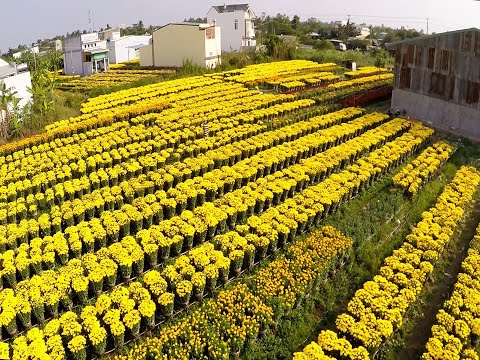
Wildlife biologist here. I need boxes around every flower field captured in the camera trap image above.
[54,69,176,91]
[0,60,478,360]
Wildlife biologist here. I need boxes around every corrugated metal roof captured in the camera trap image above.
[212,4,249,13]
[388,27,480,46]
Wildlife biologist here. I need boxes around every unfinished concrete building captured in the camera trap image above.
[391,28,480,140]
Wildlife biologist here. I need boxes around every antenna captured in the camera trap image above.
[88,10,95,32]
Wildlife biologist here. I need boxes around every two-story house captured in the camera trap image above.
[63,33,109,76]
[139,23,221,68]
[206,4,256,52]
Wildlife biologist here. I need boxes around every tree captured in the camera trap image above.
[373,48,392,67]
[183,17,207,23]
[291,15,300,30]
[313,40,336,51]
[263,35,296,60]
[28,67,56,119]
[0,82,21,139]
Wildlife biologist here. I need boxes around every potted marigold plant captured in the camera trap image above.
[175,280,193,308]
[72,276,89,305]
[89,325,107,356]
[139,299,156,330]
[191,272,206,301]
[158,292,175,320]
[144,243,158,268]
[124,309,142,338]
[229,250,245,277]
[68,335,87,360]
[110,320,126,348]
[204,264,219,292]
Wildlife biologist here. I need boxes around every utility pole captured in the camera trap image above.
[426,18,429,35]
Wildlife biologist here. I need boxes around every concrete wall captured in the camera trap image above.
[63,50,83,76]
[63,36,83,75]
[150,24,220,68]
[108,36,151,64]
[392,88,480,140]
[2,71,32,109]
[139,45,153,67]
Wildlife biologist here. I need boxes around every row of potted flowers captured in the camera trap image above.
[293,165,480,358]
[421,223,480,360]
[327,73,394,90]
[218,60,338,86]
[79,75,221,114]
[393,141,454,196]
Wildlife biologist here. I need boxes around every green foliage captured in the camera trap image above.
[294,47,377,67]
[313,40,336,51]
[183,17,207,23]
[347,38,370,51]
[373,48,393,67]
[262,35,297,60]
[179,59,207,77]
[221,51,255,70]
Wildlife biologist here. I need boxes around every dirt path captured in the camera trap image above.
[396,205,480,360]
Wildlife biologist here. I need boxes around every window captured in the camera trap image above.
[448,76,456,101]
[395,45,401,64]
[462,32,472,52]
[475,33,480,57]
[407,45,414,64]
[399,67,411,90]
[427,48,435,69]
[466,81,480,104]
[85,54,92,62]
[441,50,450,72]
[415,46,423,66]
[206,27,215,40]
[234,19,238,30]
[429,72,447,96]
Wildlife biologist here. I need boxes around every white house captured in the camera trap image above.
[51,39,63,52]
[355,24,371,39]
[206,4,256,52]
[0,58,32,110]
[63,33,109,76]
[12,45,40,59]
[140,23,221,68]
[106,35,151,64]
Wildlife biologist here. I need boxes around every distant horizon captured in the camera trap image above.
[1,0,479,52]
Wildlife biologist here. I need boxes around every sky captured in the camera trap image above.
[0,0,479,52]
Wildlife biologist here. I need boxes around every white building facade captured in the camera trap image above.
[0,58,32,110]
[140,23,221,68]
[63,33,109,76]
[107,35,151,64]
[206,4,256,52]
